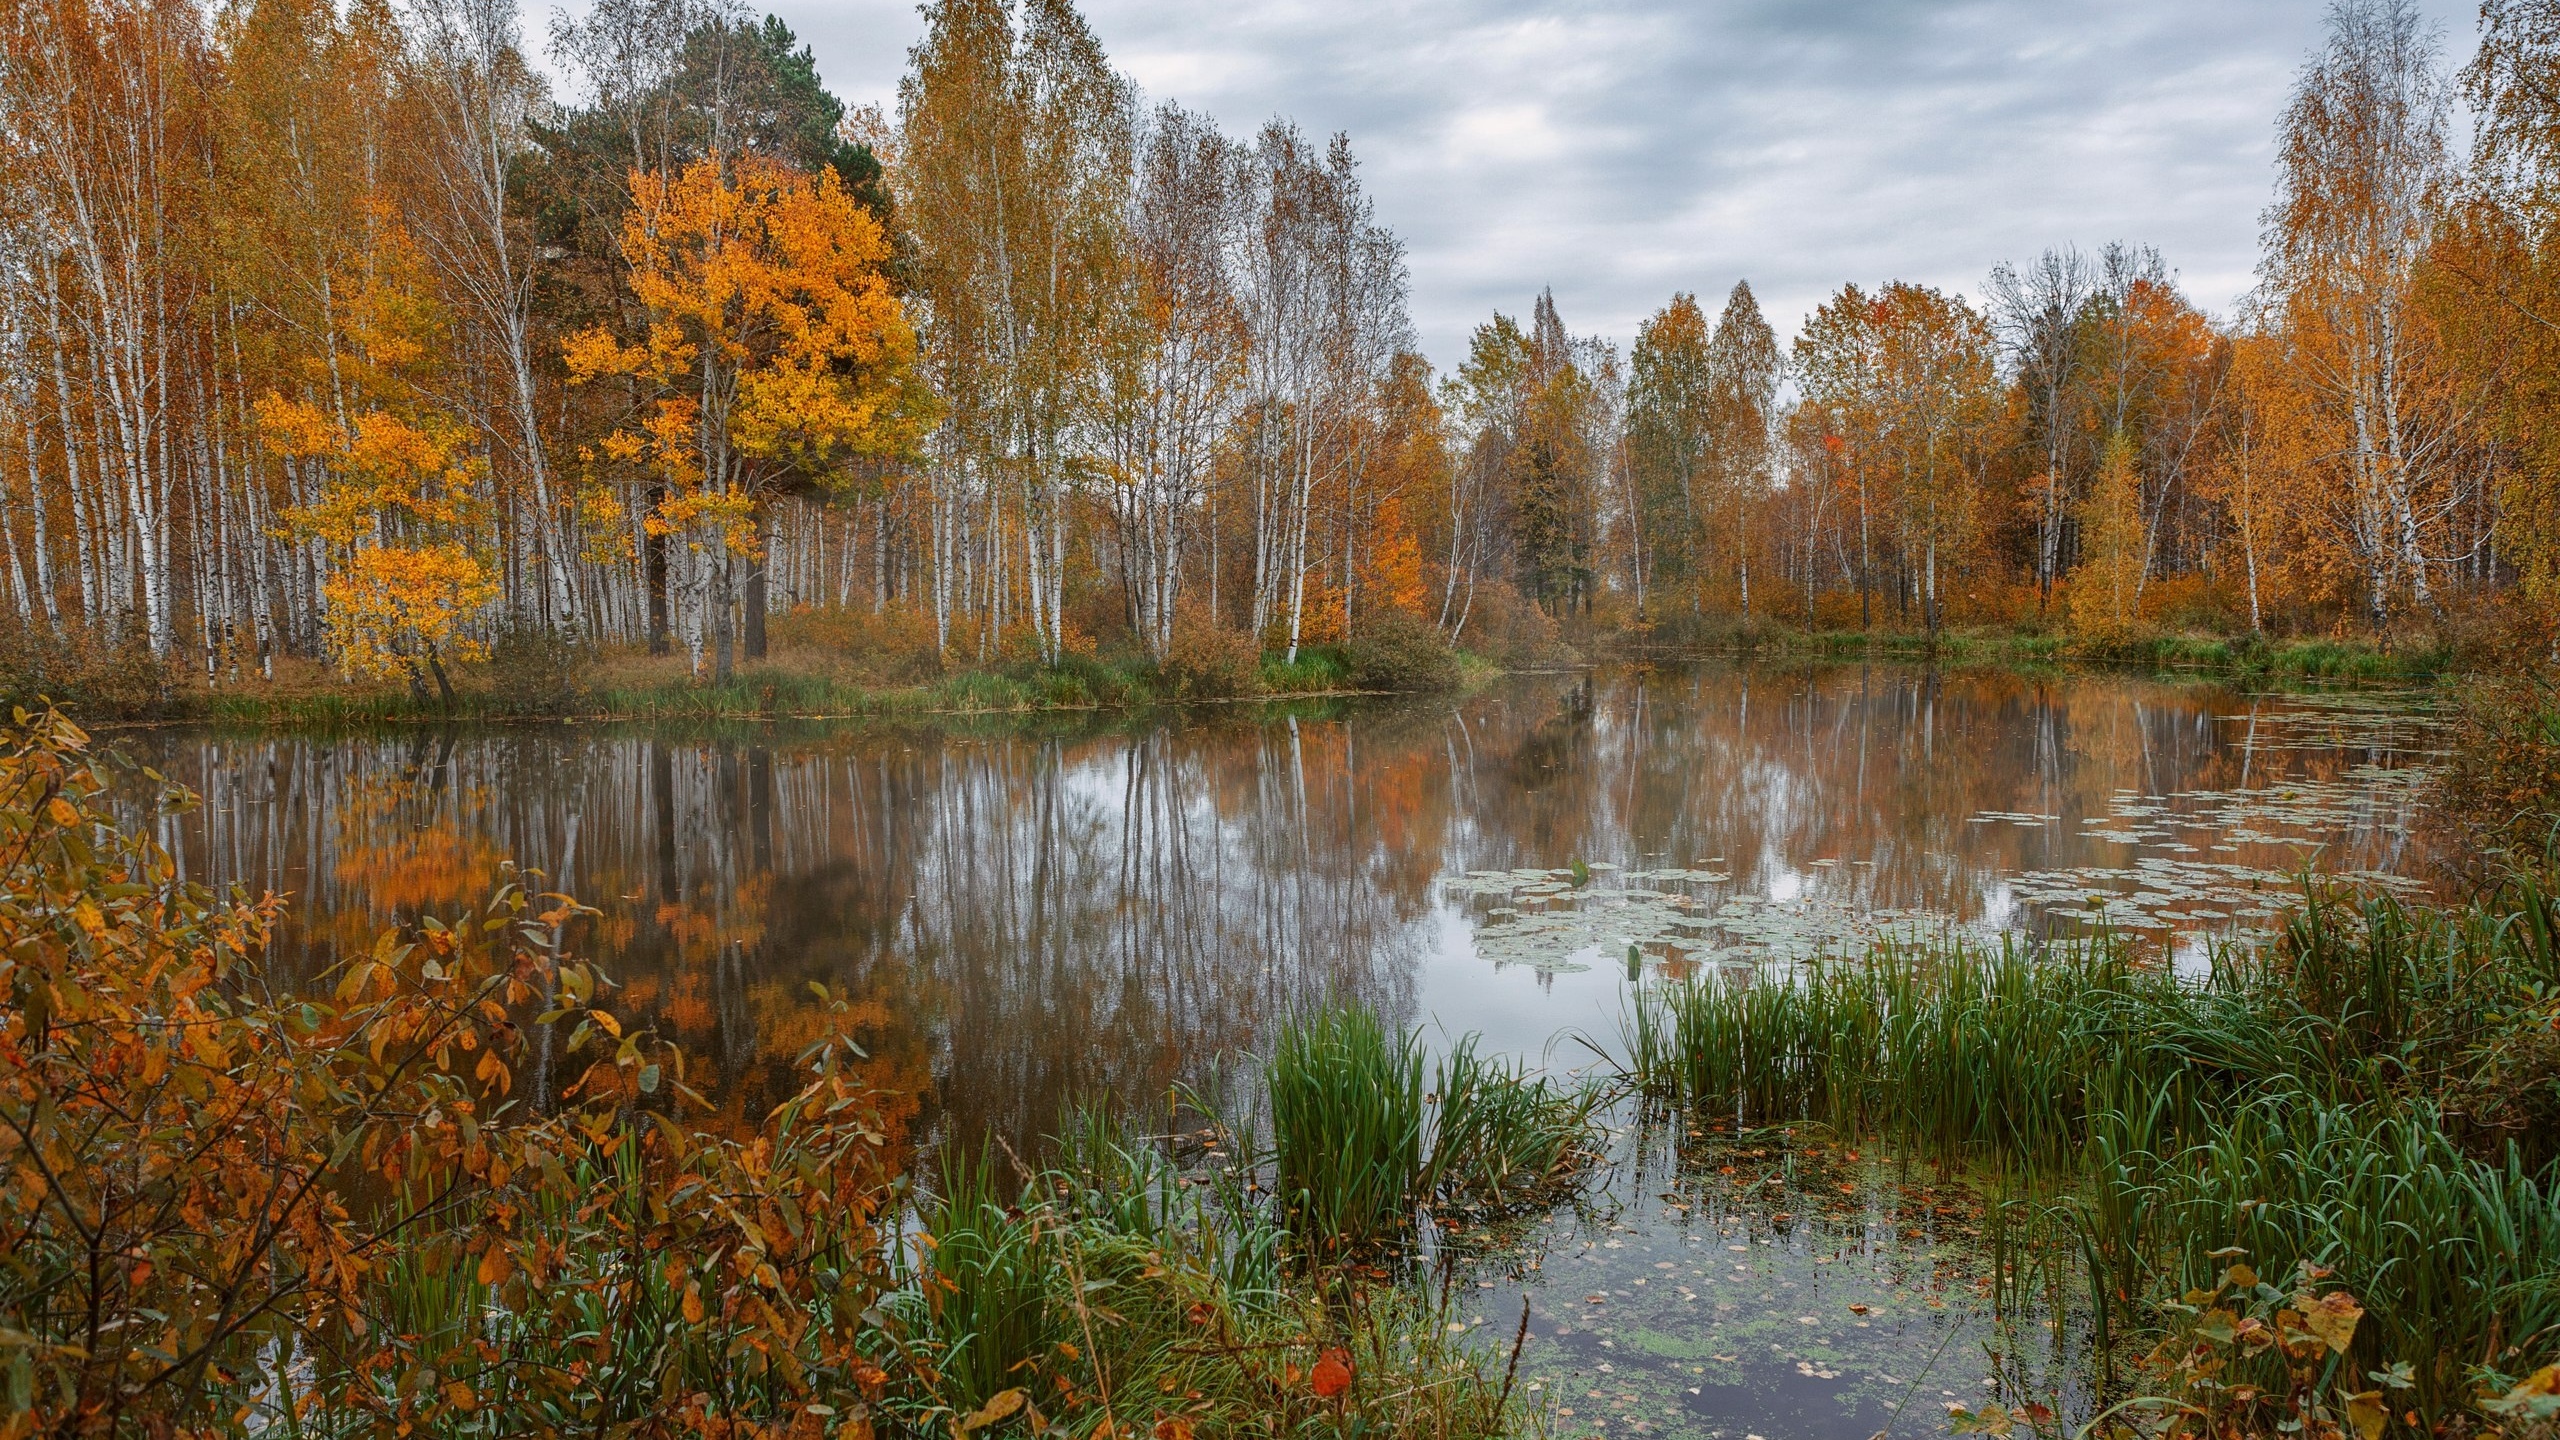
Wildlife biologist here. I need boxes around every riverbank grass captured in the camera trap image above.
[1611,618,2464,681]
[1610,881,2560,1424]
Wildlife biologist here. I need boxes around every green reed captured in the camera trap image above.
[1268,1007,1430,1250]
[901,1148,1060,1416]
[864,1113,1516,1438]
[1614,884,2560,1418]
[1425,1032,1600,1209]
[1267,1008,1600,1253]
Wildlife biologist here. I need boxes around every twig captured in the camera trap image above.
[1493,1295,1532,1423]
[1876,1313,1964,1440]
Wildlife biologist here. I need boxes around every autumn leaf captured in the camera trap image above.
[1310,1348,1352,1400]
[1946,1401,2015,1437]
[959,1388,1027,1432]
[2303,1291,2364,1355]
[2481,1364,2560,1421]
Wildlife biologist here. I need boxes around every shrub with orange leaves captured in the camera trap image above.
[0,707,906,1438]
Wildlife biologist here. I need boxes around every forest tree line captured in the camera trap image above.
[2,0,2559,700]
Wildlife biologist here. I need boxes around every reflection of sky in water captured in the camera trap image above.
[1457,1113,2103,1440]
[1421,680,2438,1008]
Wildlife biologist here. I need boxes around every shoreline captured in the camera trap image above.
[16,624,2457,733]
[1600,623,2459,682]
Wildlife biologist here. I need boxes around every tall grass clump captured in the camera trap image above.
[898,1149,1059,1415]
[1268,1007,1427,1248]
[2132,1097,2560,1407]
[1259,646,1352,694]
[1615,884,2560,1419]
[1268,1008,1597,1253]
[1620,937,2213,1157]
[863,1114,1523,1438]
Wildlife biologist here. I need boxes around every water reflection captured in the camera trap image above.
[115,663,2437,1155]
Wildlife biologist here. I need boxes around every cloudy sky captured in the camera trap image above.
[592,0,2483,369]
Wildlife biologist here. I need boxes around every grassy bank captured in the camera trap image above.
[9,605,2489,731]
[1606,618,2465,682]
[3,617,1499,728]
[1610,879,2560,1425]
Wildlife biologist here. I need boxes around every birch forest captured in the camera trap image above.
[2,0,2558,707]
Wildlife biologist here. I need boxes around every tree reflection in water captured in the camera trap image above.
[114,663,2437,1162]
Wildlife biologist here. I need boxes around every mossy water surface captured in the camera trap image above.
[1453,1116,2099,1440]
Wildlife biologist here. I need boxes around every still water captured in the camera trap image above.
[108,662,2441,1438]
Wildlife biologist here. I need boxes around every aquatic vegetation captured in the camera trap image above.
[1267,1008,1601,1251]
[1448,863,1966,975]
[865,1115,1524,1438]
[1608,883,2560,1422]
[1431,1032,1603,1211]
[1469,1110,2110,1440]
[1270,1007,1431,1248]
[1446,687,2438,978]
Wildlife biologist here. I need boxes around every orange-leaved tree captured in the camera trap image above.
[565,154,926,682]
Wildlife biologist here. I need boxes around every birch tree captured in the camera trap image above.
[2262,0,2477,628]
[404,0,574,630]
[901,0,1131,665]
[1104,103,1243,658]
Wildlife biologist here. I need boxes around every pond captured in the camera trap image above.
[104,661,2445,1438]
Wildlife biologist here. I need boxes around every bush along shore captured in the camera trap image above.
[1600,616,2477,683]
[1,599,2510,730]
[0,706,1599,1438]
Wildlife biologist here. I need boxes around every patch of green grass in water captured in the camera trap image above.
[1607,877,2560,1423]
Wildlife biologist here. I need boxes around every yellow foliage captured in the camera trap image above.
[2068,435,2146,638]
[564,154,929,552]
[321,543,497,680]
